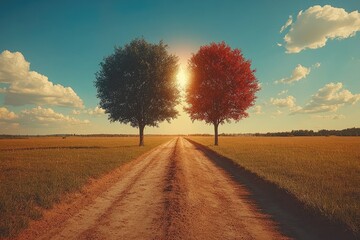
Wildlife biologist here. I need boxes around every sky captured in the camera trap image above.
[0,0,359,135]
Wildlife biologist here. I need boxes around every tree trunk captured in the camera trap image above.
[214,123,219,146]
[139,125,145,146]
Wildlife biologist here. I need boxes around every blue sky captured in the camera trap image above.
[0,0,359,134]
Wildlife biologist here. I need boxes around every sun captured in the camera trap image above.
[176,66,188,89]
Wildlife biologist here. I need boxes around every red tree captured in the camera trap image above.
[185,42,260,145]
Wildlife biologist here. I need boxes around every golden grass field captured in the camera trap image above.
[188,136,360,235]
[0,136,172,237]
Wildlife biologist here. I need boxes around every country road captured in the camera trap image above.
[15,137,350,240]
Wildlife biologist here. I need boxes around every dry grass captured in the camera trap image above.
[0,136,172,237]
[188,136,360,234]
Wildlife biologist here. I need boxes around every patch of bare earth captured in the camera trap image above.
[14,137,290,239]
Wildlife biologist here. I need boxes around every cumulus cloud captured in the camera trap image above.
[0,107,18,120]
[292,82,360,114]
[71,106,105,116]
[72,109,81,115]
[0,50,83,108]
[21,106,90,125]
[275,64,311,84]
[280,15,293,33]
[0,107,19,131]
[1,106,90,131]
[281,5,360,53]
[270,96,296,108]
[86,106,105,115]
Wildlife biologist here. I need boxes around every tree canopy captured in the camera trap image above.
[185,42,259,145]
[95,38,179,146]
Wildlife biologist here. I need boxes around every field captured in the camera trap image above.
[1,136,359,238]
[0,136,172,237]
[188,136,360,235]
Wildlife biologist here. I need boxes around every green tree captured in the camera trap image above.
[95,39,179,146]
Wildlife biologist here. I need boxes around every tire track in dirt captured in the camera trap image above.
[162,138,189,239]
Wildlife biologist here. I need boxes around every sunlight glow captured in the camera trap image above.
[176,66,189,89]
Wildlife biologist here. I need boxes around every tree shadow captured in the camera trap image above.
[186,138,357,240]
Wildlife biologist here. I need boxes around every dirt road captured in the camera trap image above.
[17,137,289,240]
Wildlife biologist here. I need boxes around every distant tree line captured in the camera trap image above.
[0,134,181,139]
[1,128,359,139]
[244,127,360,137]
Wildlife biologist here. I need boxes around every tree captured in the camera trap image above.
[95,38,179,146]
[185,42,259,145]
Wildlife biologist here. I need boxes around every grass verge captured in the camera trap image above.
[187,136,360,235]
[0,136,172,237]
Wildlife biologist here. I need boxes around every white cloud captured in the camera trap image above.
[282,5,360,53]
[21,106,90,125]
[71,106,105,116]
[86,106,105,115]
[0,50,83,108]
[0,106,90,130]
[0,107,18,120]
[72,109,81,115]
[275,64,311,84]
[280,15,293,33]
[0,107,19,131]
[312,114,345,120]
[293,82,360,114]
[252,105,263,115]
[270,95,296,108]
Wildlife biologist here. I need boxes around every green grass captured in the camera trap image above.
[188,136,360,235]
[0,136,172,237]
